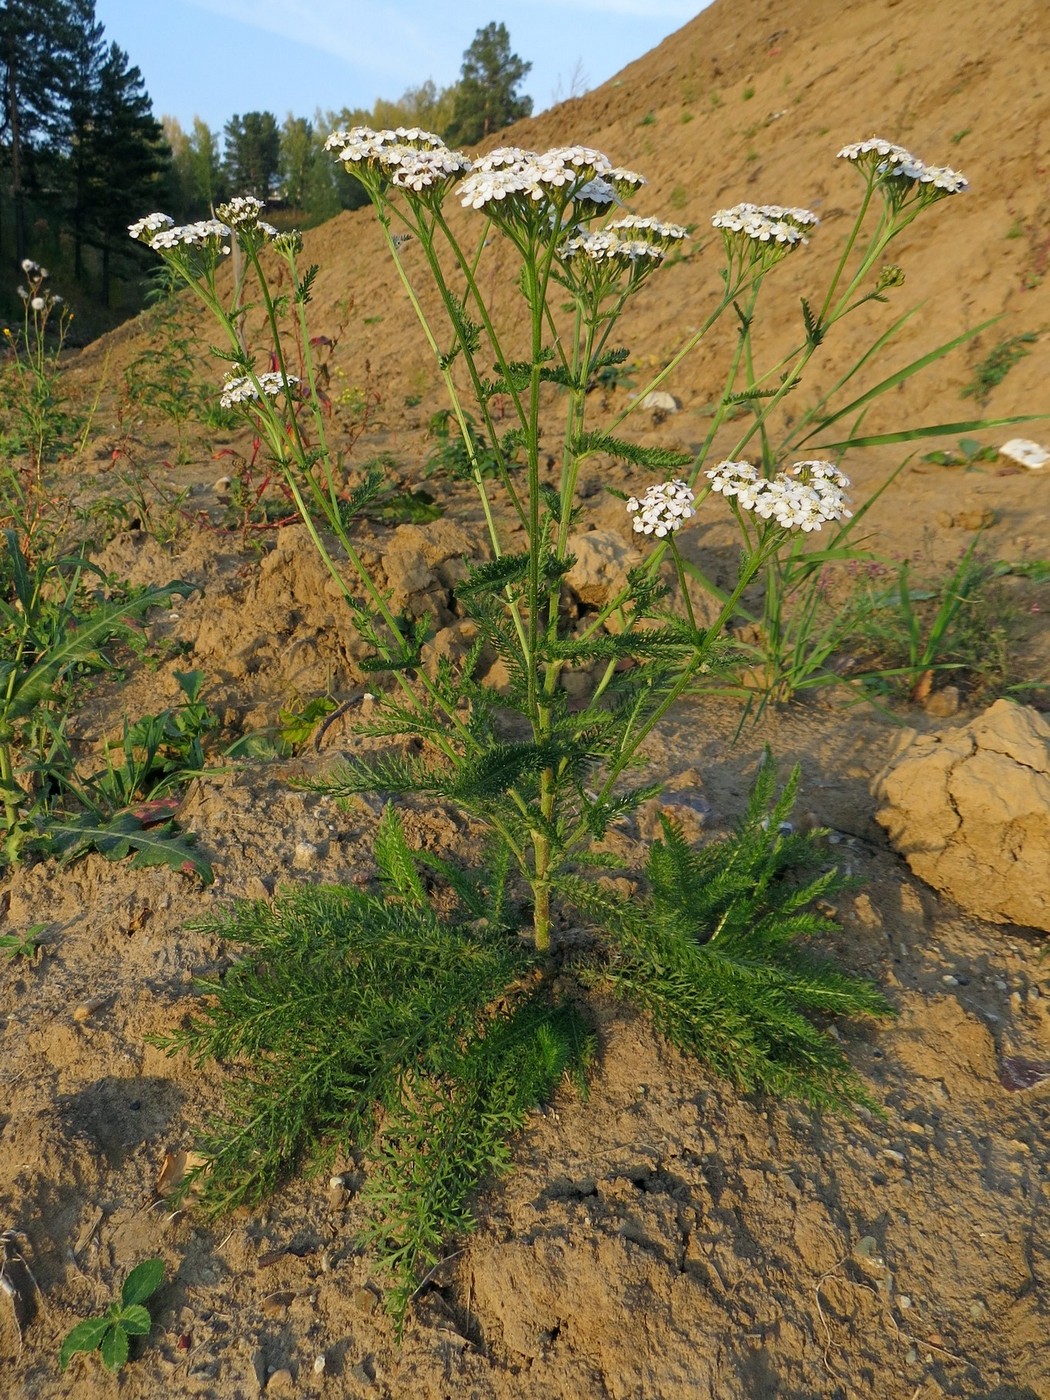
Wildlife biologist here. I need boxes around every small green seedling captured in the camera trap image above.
[922,437,998,468]
[59,1258,165,1374]
[0,923,45,960]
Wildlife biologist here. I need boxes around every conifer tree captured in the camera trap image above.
[446,22,532,147]
[0,0,71,261]
[223,111,280,198]
[84,43,168,302]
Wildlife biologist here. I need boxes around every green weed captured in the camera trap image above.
[961,332,1037,404]
[60,1258,165,1375]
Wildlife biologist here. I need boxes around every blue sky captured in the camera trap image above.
[92,0,709,138]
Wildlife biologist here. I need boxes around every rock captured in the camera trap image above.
[639,390,681,416]
[924,685,960,718]
[937,507,997,530]
[999,437,1049,470]
[354,1285,380,1316]
[266,1368,295,1396]
[873,699,1050,931]
[565,530,644,612]
[350,1356,377,1387]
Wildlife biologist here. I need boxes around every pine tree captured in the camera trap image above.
[445,22,532,148]
[0,0,72,262]
[223,111,280,199]
[61,0,107,280]
[84,43,169,303]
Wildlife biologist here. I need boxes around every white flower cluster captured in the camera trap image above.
[214,196,279,238]
[20,257,47,277]
[390,146,473,191]
[147,219,232,252]
[219,371,300,409]
[626,479,697,536]
[459,145,612,211]
[706,459,851,532]
[326,125,469,191]
[128,212,174,241]
[608,213,689,245]
[838,138,967,195]
[217,195,265,225]
[561,230,665,265]
[574,177,618,210]
[711,202,817,247]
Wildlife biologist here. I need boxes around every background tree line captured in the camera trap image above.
[1,11,532,329]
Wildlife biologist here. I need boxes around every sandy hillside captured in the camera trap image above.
[2,0,1049,1397]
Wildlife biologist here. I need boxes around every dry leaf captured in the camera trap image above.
[155,1149,209,1200]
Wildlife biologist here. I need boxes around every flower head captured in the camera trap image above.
[838,137,968,207]
[388,145,472,191]
[707,459,851,531]
[626,479,696,536]
[705,460,759,496]
[712,202,814,245]
[607,167,647,196]
[712,201,816,273]
[146,218,231,253]
[457,145,616,224]
[608,213,689,247]
[562,229,665,265]
[273,229,304,256]
[216,195,266,227]
[128,212,175,242]
[329,126,470,200]
[472,147,539,172]
[220,371,300,409]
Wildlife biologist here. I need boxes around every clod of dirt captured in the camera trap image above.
[565,530,643,611]
[873,699,1050,931]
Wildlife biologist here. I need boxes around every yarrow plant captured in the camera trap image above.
[128,125,1023,1317]
[127,126,1011,946]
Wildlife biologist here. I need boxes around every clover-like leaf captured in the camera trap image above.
[100,1323,130,1372]
[121,1257,165,1308]
[59,1316,111,1370]
[118,1304,153,1337]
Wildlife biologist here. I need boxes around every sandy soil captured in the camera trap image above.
[2,0,1049,1395]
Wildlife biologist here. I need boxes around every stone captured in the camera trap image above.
[565,530,644,612]
[639,390,681,415]
[999,437,1049,470]
[873,699,1050,931]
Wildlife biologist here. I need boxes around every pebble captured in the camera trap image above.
[882,1148,906,1166]
[350,1357,377,1387]
[354,1285,380,1316]
[994,979,1008,992]
[73,995,108,1023]
[266,1369,295,1396]
[924,686,960,718]
[898,1295,912,1309]
[313,1354,327,1375]
[941,974,959,987]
